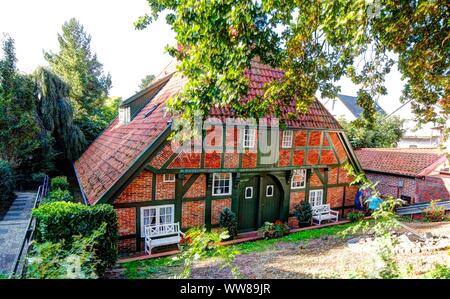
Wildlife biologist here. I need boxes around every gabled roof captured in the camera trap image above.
[355,148,448,177]
[74,61,344,205]
[337,94,385,118]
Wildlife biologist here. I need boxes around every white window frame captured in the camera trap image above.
[309,189,324,207]
[243,128,256,149]
[212,173,232,196]
[282,130,293,148]
[119,106,131,124]
[163,173,175,183]
[245,187,253,199]
[266,185,274,197]
[291,169,307,189]
[140,205,174,237]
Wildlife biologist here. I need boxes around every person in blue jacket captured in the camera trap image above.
[354,188,365,211]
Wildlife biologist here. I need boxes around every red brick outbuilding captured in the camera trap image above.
[355,148,450,204]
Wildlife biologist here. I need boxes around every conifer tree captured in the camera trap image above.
[45,18,112,143]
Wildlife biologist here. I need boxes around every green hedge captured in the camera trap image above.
[32,202,118,276]
[50,176,70,191]
[0,159,15,202]
[42,189,73,204]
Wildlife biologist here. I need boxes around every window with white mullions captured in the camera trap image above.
[308,189,324,207]
[282,130,293,148]
[140,205,174,237]
[243,128,256,148]
[163,173,175,182]
[291,169,307,189]
[212,173,232,196]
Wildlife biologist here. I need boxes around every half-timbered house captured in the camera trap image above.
[74,60,362,253]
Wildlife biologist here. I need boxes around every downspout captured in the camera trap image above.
[73,162,88,205]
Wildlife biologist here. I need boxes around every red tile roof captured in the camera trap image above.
[75,61,342,204]
[355,148,448,177]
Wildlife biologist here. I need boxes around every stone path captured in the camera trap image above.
[0,192,36,276]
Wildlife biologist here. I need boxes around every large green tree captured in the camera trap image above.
[0,34,40,168]
[45,18,113,143]
[137,0,449,135]
[339,114,404,149]
[34,67,87,161]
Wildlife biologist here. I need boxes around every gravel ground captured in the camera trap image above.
[111,222,450,279]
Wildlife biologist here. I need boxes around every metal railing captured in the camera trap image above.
[9,175,49,279]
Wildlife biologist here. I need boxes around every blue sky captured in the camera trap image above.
[0,0,412,117]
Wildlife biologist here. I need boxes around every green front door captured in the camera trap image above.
[238,176,259,231]
[260,175,282,223]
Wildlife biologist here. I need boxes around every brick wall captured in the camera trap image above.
[294,131,307,147]
[327,186,344,209]
[365,173,416,201]
[321,149,338,164]
[116,171,152,203]
[416,176,450,202]
[204,152,221,168]
[119,239,136,253]
[278,149,291,167]
[117,208,136,236]
[344,185,359,206]
[307,150,320,165]
[211,198,232,225]
[328,167,339,184]
[182,201,205,228]
[168,152,201,169]
[329,132,347,162]
[224,153,239,168]
[149,143,173,169]
[242,151,257,168]
[310,170,324,187]
[155,174,175,200]
[289,191,305,213]
[292,150,305,166]
[183,174,207,198]
[309,131,322,146]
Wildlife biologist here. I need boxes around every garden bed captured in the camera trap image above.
[108,221,450,279]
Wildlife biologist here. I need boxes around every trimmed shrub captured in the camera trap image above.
[0,159,15,202]
[219,208,238,240]
[50,176,70,191]
[347,210,365,222]
[294,201,312,227]
[258,220,289,239]
[42,189,73,204]
[423,200,446,222]
[32,202,118,276]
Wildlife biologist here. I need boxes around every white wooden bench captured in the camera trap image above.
[311,204,339,225]
[144,222,185,254]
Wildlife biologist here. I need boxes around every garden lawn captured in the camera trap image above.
[110,221,450,279]
[115,223,355,279]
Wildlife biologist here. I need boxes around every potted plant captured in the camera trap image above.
[294,200,312,227]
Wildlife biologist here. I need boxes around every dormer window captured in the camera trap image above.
[119,106,131,124]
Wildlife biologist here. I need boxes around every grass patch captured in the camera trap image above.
[233,222,354,254]
[123,256,182,279]
[121,222,355,278]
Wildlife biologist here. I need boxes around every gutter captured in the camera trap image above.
[73,162,89,205]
